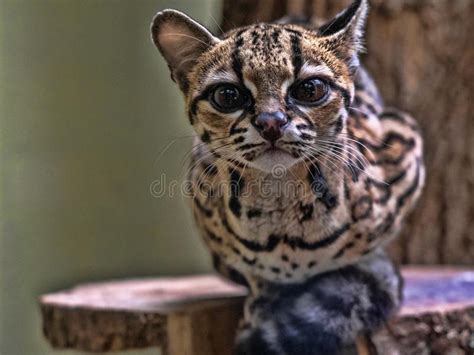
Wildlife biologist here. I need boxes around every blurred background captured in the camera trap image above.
[0,1,220,353]
[1,0,472,354]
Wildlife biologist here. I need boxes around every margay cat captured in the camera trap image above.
[151,0,425,353]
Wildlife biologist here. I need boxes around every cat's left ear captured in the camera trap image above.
[317,0,369,73]
[151,9,220,93]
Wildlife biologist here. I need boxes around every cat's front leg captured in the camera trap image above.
[234,249,401,355]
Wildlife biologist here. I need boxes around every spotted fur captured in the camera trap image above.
[151,0,424,353]
[236,250,401,355]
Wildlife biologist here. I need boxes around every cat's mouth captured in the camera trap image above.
[266,145,286,154]
[246,143,289,158]
[260,143,294,158]
[250,145,298,172]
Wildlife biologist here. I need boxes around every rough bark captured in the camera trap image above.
[371,267,474,355]
[221,0,474,265]
[40,269,474,354]
[40,275,247,354]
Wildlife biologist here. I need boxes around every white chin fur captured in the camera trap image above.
[250,150,298,173]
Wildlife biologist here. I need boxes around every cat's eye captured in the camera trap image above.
[210,84,249,113]
[290,78,329,105]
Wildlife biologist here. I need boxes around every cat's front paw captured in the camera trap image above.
[234,251,401,355]
[234,321,343,355]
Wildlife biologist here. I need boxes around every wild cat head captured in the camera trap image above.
[151,0,368,173]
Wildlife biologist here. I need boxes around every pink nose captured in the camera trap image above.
[253,111,288,143]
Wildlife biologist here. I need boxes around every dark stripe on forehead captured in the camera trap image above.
[232,30,245,82]
[285,28,302,36]
[251,29,259,45]
[272,28,281,43]
[287,29,303,77]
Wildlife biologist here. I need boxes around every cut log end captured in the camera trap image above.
[40,268,474,355]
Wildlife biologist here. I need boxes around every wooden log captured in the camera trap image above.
[40,275,247,354]
[370,268,474,354]
[40,268,474,354]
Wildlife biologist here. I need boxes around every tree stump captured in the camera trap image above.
[40,276,247,354]
[40,268,474,354]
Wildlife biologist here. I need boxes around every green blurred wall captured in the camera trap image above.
[0,1,221,354]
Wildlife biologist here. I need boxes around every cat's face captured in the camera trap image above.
[152,0,367,172]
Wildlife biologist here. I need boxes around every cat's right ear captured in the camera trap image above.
[151,9,220,93]
[317,0,368,74]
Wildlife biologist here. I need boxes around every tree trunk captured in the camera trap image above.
[221,0,474,265]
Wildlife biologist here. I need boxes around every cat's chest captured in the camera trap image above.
[226,177,336,238]
[191,165,368,283]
